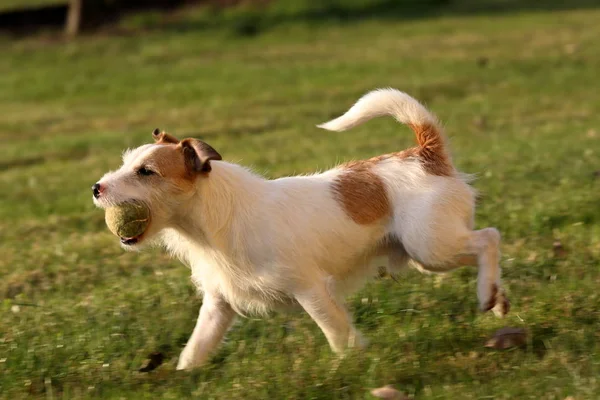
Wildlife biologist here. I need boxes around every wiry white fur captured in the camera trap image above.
[93,88,508,371]
[317,88,439,132]
[160,163,384,316]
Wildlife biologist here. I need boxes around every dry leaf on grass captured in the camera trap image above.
[138,352,165,372]
[370,385,410,399]
[485,327,527,350]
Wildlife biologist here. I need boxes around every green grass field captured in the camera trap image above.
[1,1,599,398]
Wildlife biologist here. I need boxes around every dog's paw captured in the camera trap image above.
[176,358,201,371]
[176,349,204,371]
[481,283,510,317]
[492,291,510,318]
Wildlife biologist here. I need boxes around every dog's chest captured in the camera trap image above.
[190,260,293,313]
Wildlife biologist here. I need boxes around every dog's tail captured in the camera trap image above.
[317,88,454,176]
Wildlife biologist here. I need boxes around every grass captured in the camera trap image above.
[1,1,600,398]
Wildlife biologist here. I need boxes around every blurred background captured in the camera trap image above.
[1,0,599,399]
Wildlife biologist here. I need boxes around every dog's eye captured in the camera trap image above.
[137,167,155,176]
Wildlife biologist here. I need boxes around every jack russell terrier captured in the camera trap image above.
[93,88,509,370]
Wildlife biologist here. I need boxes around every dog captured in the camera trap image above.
[93,88,509,370]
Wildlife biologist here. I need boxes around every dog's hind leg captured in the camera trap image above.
[447,228,509,317]
[176,292,237,370]
[401,223,509,317]
[295,278,365,353]
[464,227,510,317]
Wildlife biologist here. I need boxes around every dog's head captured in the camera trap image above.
[92,129,221,249]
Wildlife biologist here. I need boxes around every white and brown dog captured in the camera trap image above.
[93,88,509,370]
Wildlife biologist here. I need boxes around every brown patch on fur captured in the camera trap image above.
[332,129,452,224]
[180,138,222,173]
[152,129,180,145]
[370,148,419,164]
[408,123,454,176]
[143,145,196,191]
[139,138,222,195]
[332,158,391,225]
[498,295,510,315]
[484,283,499,312]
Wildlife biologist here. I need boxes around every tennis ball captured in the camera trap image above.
[105,201,150,239]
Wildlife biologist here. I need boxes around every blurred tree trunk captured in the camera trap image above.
[65,0,108,36]
[65,0,82,36]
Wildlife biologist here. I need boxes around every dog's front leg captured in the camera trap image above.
[176,292,236,370]
[295,279,365,353]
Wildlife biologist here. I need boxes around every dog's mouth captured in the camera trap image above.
[110,200,151,248]
[119,225,149,247]
[119,227,149,246]
[120,236,141,246]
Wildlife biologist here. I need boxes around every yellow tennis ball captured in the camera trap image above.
[105,201,150,239]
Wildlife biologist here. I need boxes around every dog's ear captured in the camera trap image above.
[152,128,180,144]
[179,138,222,173]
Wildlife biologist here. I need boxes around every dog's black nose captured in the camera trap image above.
[92,183,101,198]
